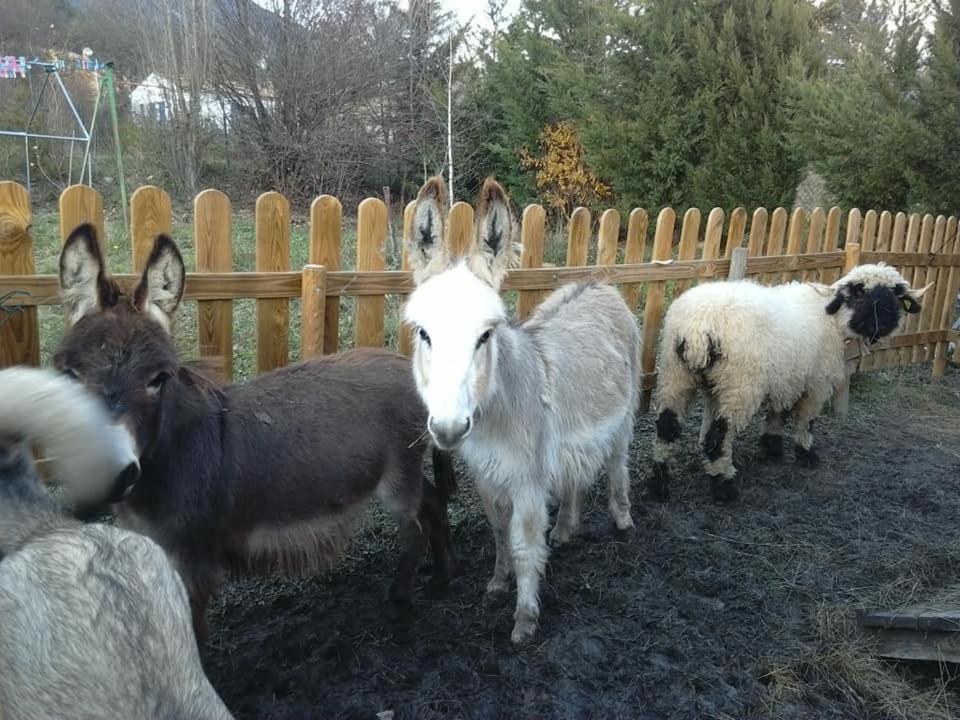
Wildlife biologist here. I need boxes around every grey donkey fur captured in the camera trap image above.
[0,366,232,720]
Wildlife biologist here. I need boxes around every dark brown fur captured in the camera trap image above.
[54,224,457,643]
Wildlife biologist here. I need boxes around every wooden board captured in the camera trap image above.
[724,207,747,259]
[933,218,960,377]
[802,208,826,282]
[640,207,675,412]
[674,208,700,296]
[255,191,290,373]
[448,201,474,259]
[781,208,806,284]
[861,585,960,663]
[194,189,233,380]
[397,201,416,358]
[130,186,172,273]
[310,195,342,354]
[566,207,591,268]
[761,207,787,285]
[0,181,37,368]
[622,208,648,311]
[516,204,546,320]
[300,265,326,361]
[355,198,387,347]
[59,184,105,250]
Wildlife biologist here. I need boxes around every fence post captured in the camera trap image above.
[932,217,960,378]
[355,198,387,348]
[622,208,649,311]
[516,204,546,321]
[724,207,747,258]
[131,186,172,273]
[674,208,700,295]
[310,195,342,355]
[597,208,621,266]
[821,207,843,285]
[195,189,233,380]
[781,207,806,284]
[448,201,474,259]
[300,264,327,361]
[398,200,417,358]
[833,241,862,415]
[802,208,826,282]
[728,247,748,280]
[0,182,38,368]
[640,207,676,413]
[255,191,291,373]
[761,207,787,284]
[60,184,105,250]
[566,207,591,267]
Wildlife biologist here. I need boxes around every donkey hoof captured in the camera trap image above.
[485,577,510,598]
[644,465,671,502]
[709,475,739,504]
[759,433,784,461]
[612,523,635,543]
[549,526,573,547]
[794,445,820,468]
[510,614,539,646]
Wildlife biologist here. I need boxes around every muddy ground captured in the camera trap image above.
[204,367,960,720]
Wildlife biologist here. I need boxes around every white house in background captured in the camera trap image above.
[129,72,231,129]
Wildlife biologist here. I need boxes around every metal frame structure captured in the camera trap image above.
[0,59,128,232]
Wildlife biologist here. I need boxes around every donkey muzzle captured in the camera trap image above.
[428,415,472,450]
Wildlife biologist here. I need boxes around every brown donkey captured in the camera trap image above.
[53,224,457,643]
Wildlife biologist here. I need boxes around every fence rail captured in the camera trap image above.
[1,181,958,407]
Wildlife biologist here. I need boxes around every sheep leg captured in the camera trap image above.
[549,481,581,547]
[478,484,513,596]
[790,391,828,468]
[703,415,738,503]
[759,406,787,460]
[509,489,549,646]
[649,369,696,502]
[606,418,635,540]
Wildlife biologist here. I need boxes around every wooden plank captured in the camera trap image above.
[802,208,826,282]
[300,265,327,361]
[674,208,700,296]
[0,182,37,368]
[859,252,960,266]
[821,206,843,285]
[833,240,862,416]
[448,201,474,258]
[194,189,233,380]
[728,247,748,281]
[566,207,591,268]
[130,186,172,273]
[910,215,936,364]
[933,218,960,377]
[875,210,893,251]
[858,210,881,369]
[0,252,850,306]
[59,184,105,251]
[701,208,724,263]
[516,204,547,320]
[781,208,806,284]
[309,195,342,355]
[845,329,956,355]
[748,208,767,257]
[865,627,960,663]
[398,200,416,358]
[874,212,909,368]
[896,214,923,367]
[762,207,787,285]
[255,191,291,373]
[640,207,676,413]
[597,208,620,266]
[621,208,648,311]
[355,197,387,347]
[917,216,947,363]
[724,207,747,259]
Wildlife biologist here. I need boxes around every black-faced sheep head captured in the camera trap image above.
[825,263,932,344]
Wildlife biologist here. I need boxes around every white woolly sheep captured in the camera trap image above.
[648,263,931,503]
[0,366,233,720]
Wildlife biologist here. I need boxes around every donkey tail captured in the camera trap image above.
[0,366,139,515]
[431,446,458,502]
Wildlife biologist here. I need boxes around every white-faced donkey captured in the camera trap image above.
[403,175,641,645]
[0,367,233,720]
[649,263,932,503]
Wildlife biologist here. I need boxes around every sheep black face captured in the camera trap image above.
[825,264,929,344]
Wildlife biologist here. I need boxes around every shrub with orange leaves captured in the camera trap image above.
[519,121,612,218]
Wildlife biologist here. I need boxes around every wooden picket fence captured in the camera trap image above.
[1,181,958,415]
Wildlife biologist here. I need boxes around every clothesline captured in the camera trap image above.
[0,55,107,80]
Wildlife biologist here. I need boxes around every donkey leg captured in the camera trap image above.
[549,481,581,547]
[606,419,635,541]
[420,478,457,591]
[378,463,427,608]
[388,517,427,609]
[477,483,513,596]
[509,488,550,645]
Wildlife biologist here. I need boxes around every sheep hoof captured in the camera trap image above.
[645,464,672,502]
[709,475,739,503]
[794,445,820,468]
[511,612,539,646]
[759,433,784,460]
[612,523,635,543]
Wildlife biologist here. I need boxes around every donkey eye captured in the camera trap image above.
[147,371,171,392]
[418,327,431,347]
[476,329,492,348]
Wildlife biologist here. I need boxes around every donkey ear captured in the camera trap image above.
[133,234,185,332]
[407,175,449,284]
[59,224,115,326]
[469,177,519,289]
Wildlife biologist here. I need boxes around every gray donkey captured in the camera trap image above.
[0,366,233,720]
[403,176,641,644]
